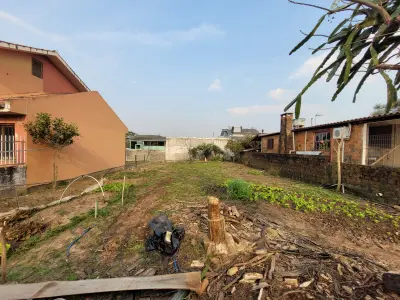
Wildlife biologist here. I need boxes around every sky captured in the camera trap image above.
[0,0,390,137]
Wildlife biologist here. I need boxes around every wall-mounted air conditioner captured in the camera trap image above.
[0,100,10,112]
[333,126,351,139]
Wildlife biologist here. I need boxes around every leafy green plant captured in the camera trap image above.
[0,243,11,256]
[287,0,400,117]
[190,144,224,161]
[226,179,253,201]
[25,113,80,189]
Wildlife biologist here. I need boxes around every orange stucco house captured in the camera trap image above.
[0,41,128,186]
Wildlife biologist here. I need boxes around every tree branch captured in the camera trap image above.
[345,0,391,23]
[300,30,329,38]
[376,63,400,70]
[288,0,356,14]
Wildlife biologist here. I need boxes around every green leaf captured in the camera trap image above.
[343,28,359,84]
[313,44,340,76]
[370,45,398,112]
[312,42,327,54]
[353,70,373,103]
[328,19,349,41]
[327,49,345,82]
[290,15,326,55]
[295,96,302,119]
[328,28,350,43]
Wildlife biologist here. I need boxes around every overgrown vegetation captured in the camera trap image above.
[25,113,80,189]
[189,143,224,161]
[225,135,258,161]
[226,179,252,201]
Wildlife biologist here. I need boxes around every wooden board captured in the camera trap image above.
[0,272,202,300]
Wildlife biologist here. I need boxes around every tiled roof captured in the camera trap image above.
[293,112,400,132]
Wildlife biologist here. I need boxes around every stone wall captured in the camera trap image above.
[126,149,165,162]
[241,152,400,204]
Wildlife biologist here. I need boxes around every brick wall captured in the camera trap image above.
[241,152,400,204]
[261,135,279,153]
[331,124,364,165]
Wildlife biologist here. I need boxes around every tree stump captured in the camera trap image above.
[208,197,225,243]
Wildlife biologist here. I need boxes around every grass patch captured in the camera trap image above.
[247,169,265,176]
[226,179,252,201]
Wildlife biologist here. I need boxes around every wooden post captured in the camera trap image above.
[208,197,225,243]
[144,154,146,162]
[121,175,126,206]
[95,200,98,218]
[0,226,7,283]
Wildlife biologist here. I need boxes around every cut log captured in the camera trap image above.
[383,271,400,293]
[208,197,225,243]
[0,272,202,300]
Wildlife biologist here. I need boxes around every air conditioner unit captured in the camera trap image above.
[0,100,10,112]
[333,126,350,139]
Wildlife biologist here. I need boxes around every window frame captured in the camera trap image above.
[314,130,331,151]
[32,58,43,79]
[267,138,274,150]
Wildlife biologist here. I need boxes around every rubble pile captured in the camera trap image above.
[192,203,395,300]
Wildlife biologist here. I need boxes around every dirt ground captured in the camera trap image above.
[1,162,400,299]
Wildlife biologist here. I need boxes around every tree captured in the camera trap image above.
[190,143,224,161]
[287,0,400,118]
[25,113,80,188]
[371,101,400,115]
[225,135,258,162]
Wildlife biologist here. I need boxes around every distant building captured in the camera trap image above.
[220,126,259,139]
[127,135,166,151]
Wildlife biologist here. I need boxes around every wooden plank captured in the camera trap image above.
[0,272,202,300]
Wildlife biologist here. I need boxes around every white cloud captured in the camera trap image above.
[0,11,66,42]
[208,78,223,91]
[0,11,225,47]
[289,53,332,79]
[268,88,296,101]
[74,23,225,46]
[227,104,284,115]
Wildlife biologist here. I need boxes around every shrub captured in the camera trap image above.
[226,179,252,201]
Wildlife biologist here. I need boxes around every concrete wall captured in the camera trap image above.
[0,165,26,186]
[126,149,165,162]
[165,137,229,161]
[9,92,127,184]
[0,48,43,95]
[36,55,79,93]
[0,48,79,95]
[241,152,400,205]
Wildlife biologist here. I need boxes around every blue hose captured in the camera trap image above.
[66,225,96,257]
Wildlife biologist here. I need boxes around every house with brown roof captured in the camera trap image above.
[255,112,400,168]
[0,41,127,185]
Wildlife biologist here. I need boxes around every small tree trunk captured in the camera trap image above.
[208,196,225,243]
[53,149,61,190]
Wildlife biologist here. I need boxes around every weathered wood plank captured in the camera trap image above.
[0,272,202,300]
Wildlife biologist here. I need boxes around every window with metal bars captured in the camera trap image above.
[32,58,43,78]
[314,131,330,151]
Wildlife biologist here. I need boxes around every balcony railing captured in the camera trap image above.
[0,136,26,166]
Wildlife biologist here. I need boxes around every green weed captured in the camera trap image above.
[226,179,253,201]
